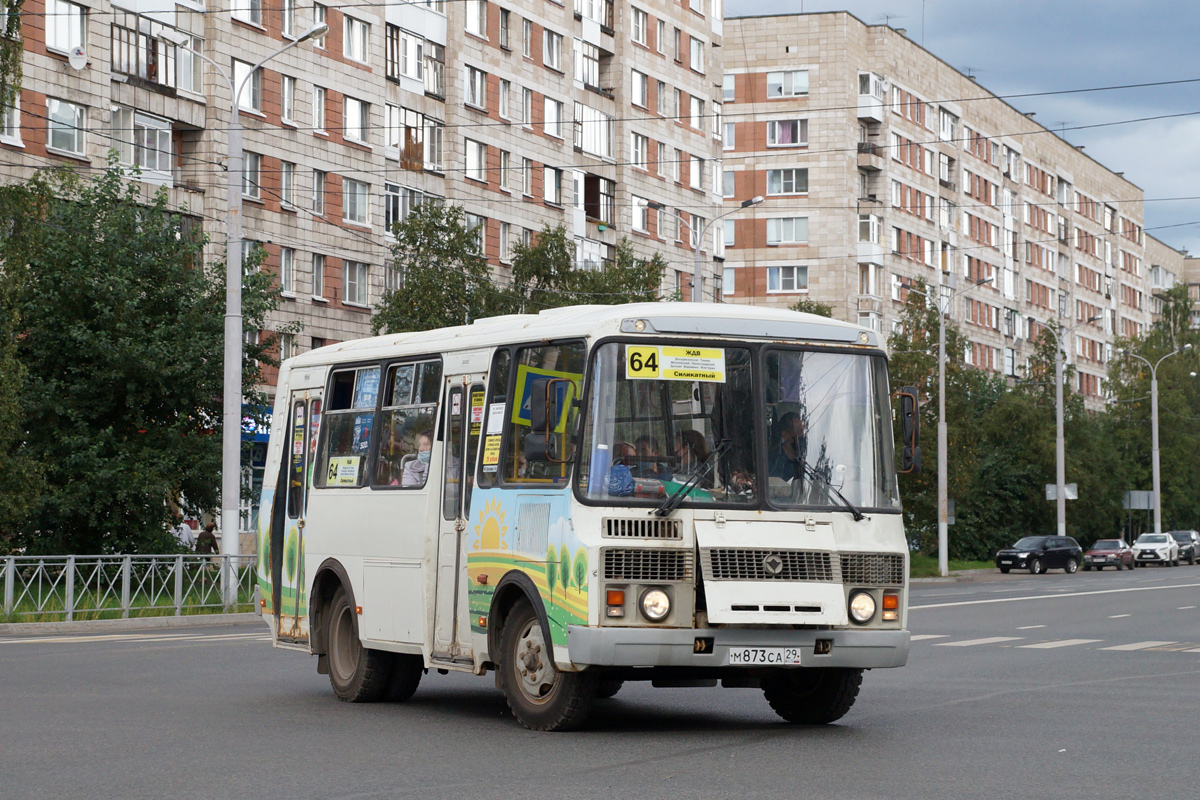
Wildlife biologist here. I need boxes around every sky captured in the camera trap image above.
[726,0,1200,258]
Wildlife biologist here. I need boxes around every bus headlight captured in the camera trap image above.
[848,591,876,624]
[640,588,671,622]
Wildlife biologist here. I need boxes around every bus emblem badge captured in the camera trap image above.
[762,554,784,577]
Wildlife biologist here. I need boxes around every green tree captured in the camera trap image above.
[789,298,833,317]
[573,547,587,590]
[0,1,22,115]
[0,165,287,554]
[372,203,501,334]
[545,545,558,594]
[559,543,571,590]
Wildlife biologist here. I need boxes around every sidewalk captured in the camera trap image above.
[0,612,261,635]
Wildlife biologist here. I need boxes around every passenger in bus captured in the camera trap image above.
[401,432,434,487]
[674,430,712,487]
[631,436,672,480]
[768,412,808,482]
[607,441,636,496]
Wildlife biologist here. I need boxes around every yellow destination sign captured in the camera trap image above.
[482,435,502,466]
[626,346,725,382]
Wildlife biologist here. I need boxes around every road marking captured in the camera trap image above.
[1099,641,1176,651]
[1017,624,1046,630]
[910,634,950,641]
[1179,606,1197,610]
[935,636,1023,647]
[1109,614,1132,619]
[910,581,1200,610]
[1018,639,1102,649]
[1185,648,1200,653]
[0,631,266,646]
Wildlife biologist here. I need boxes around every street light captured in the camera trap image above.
[166,22,328,603]
[648,196,764,301]
[1116,343,1192,535]
[906,274,992,577]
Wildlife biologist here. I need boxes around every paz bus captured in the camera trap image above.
[257,303,917,731]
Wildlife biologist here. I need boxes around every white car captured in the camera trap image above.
[1132,533,1180,567]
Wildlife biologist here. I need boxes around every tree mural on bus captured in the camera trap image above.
[573,548,587,590]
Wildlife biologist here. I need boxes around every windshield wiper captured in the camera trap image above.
[797,461,865,522]
[653,439,731,517]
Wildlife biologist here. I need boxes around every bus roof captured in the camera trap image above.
[287,302,883,368]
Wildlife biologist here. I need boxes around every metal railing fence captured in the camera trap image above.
[2,555,258,622]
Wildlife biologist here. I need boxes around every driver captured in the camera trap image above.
[768,412,807,482]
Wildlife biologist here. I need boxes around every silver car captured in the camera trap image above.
[1132,533,1180,567]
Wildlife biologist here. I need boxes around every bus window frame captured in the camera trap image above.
[369,355,444,492]
[312,359,385,490]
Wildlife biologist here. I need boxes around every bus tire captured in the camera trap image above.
[327,586,392,702]
[762,667,863,725]
[386,655,424,702]
[499,599,598,731]
[596,679,624,699]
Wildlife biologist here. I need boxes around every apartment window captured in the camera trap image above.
[344,97,369,144]
[767,266,808,293]
[574,103,614,158]
[522,19,532,57]
[576,40,600,87]
[722,170,735,198]
[767,168,807,195]
[632,70,648,107]
[499,150,512,190]
[723,122,735,150]
[544,30,563,70]
[384,183,404,235]
[632,195,650,232]
[689,37,704,73]
[544,166,563,205]
[231,0,261,26]
[465,213,485,253]
[631,7,647,45]
[176,37,204,94]
[424,119,444,171]
[583,174,614,223]
[233,60,262,112]
[655,80,667,115]
[110,107,170,179]
[656,19,665,53]
[657,142,667,176]
[313,4,326,49]
[767,217,809,245]
[672,88,681,121]
[713,102,723,139]
[673,27,681,61]
[767,119,807,147]
[690,96,703,129]
[499,8,510,49]
[312,253,326,298]
[672,147,682,181]
[281,76,296,123]
[689,216,705,249]
[0,95,20,144]
[521,87,533,126]
[385,25,401,80]
[278,0,296,36]
[689,155,703,190]
[466,66,486,109]
[343,178,369,224]
[313,86,326,132]
[723,218,735,247]
[424,43,446,96]
[281,161,295,206]
[466,0,486,37]
[521,157,533,195]
[344,261,369,306]
[465,138,487,182]
[344,16,370,63]
[312,170,326,214]
[499,221,513,263]
[280,248,296,294]
[242,151,262,199]
[767,70,808,97]
[544,98,563,138]
[723,73,735,102]
[631,132,648,167]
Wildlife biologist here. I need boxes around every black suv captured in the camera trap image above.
[996,536,1084,574]
[1168,531,1200,565]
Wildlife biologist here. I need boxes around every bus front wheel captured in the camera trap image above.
[327,586,392,702]
[762,667,863,724]
[499,599,598,731]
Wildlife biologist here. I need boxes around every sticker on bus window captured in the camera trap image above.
[627,346,726,382]
[326,456,360,486]
[482,435,502,466]
[486,403,506,435]
[470,391,485,435]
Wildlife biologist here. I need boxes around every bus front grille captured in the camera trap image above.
[701,549,836,582]
[602,549,693,582]
[840,553,905,586]
[603,518,682,540]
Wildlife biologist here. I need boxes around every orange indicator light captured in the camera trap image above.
[606,589,625,606]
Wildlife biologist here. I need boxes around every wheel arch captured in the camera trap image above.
[310,558,354,656]
[487,570,555,667]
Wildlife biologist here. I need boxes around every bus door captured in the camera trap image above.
[433,377,485,661]
[276,388,322,643]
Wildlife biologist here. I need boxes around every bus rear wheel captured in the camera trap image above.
[762,667,863,725]
[327,586,392,702]
[499,600,598,731]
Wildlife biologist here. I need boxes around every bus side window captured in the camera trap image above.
[314,366,380,488]
[478,349,512,490]
[374,359,442,489]
[500,341,585,484]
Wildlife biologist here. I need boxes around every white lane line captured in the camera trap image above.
[1018,625,1046,630]
[1185,648,1200,653]
[910,582,1200,610]
[1099,641,1176,651]
[1109,614,1132,619]
[1019,639,1103,649]
[935,636,1024,647]
[1179,606,1197,610]
[910,634,950,641]
[0,631,262,646]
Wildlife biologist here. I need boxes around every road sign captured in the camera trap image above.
[1122,490,1154,510]
[1046,483,1078,500]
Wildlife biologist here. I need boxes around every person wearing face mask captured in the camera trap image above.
[401,431,435,487]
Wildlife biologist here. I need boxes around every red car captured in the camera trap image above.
[1083,539,1135,571]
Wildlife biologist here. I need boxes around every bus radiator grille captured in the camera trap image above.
[602,518,683,540]
[602,549,694,582]
[701,549,836,582]
[839,553,905,586]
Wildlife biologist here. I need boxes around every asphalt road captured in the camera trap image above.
[3,565,1199,800]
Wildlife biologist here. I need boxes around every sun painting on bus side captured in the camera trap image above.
[473,497,508,551]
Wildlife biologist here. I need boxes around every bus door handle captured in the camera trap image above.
[298,518,306,530]
[454,518,466,533]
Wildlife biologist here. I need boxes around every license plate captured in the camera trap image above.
[1000,560,1012,565]
[727,647,803,666]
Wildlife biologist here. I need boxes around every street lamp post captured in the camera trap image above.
[648,197,763,301]
[171,24,327,604]
[1118,343,1192,535]
[1042,317,1102,538]
[908,274,992,577]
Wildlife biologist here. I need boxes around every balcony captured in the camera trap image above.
[857,141,883,171]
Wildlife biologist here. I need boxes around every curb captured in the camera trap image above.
[0,612,261,635]
[911,573,983,584]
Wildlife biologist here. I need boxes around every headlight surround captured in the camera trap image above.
[848,591,876,624]
[639,588,671,622]
[1016,552,1030,558]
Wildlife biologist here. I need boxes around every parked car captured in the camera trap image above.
[1083,539,1135,571]
[1132,533,1180,566]
[1167,530,1199,565]
[996,536,1083,574]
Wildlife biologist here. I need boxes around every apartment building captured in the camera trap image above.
[720,12,1186,402]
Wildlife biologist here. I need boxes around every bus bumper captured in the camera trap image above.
[567,626,910,669]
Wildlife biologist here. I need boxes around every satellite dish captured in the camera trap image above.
[68,47,87,71]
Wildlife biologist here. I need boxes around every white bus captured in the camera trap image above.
[257,303,916,731]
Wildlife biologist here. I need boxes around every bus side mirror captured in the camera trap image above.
[526,378,573,464]
[897,386,921,474]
